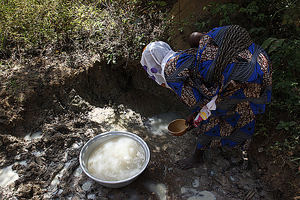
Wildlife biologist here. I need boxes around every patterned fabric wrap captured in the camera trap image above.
[164,26,272,150]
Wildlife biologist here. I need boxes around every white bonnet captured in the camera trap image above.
[140,41,175,87]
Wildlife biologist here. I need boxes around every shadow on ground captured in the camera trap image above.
[0,62,274,199]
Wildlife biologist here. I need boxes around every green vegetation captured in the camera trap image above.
[0,0,170,63]
[0,0,98,52]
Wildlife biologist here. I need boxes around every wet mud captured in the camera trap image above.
[0,86,274,199]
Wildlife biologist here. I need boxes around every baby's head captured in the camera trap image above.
[188,32,203,48]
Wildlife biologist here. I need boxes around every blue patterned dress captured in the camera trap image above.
[164,26,272,150]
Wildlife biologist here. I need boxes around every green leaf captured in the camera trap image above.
[269,39,285,53]
[288,121,297,127]
[261,37,277,49]
[276,121,297,130]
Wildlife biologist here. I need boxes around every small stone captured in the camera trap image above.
[162,144,168,151]
[71,196,80,200]
[82,181,92,191]
[258,147,264,153]
[192,178,200,188]
[181,188,216,200]
[73,167,82,177]
[87,194,96,199]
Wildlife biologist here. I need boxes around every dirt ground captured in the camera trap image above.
[0,85,274,200]
[0,0,299,198]
[0,58,298,199]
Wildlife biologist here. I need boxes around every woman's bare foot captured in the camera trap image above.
[175,149,204,170]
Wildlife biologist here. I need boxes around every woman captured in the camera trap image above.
[140,25,272,169]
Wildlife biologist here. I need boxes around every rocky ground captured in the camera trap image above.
[1,50,299,199]
[1,45,300,199]
[1,0,299,198]
[0,88,275,200]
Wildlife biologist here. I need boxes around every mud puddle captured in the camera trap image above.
[0,91,274,200]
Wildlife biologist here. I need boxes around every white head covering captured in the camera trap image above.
[140,41,175,88]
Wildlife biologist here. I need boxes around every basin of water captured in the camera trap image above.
[80,131,150,188]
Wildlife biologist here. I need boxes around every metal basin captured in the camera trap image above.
[79,131,150,188]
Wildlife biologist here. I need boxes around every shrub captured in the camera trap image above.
[0,0,170,62]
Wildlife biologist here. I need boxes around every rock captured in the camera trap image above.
[192,178,200,187]
[0,96,272,199]
[71,196,81,200]
[258,147,264,153]
[73,167,82,177]
[144,182,167,200]
[181,187,216,200]
[87,194,96,199]
[82,181,92,192]
[70,94,92,112]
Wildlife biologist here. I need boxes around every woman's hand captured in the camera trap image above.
[185,112,197,130]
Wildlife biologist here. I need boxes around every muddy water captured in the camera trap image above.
[0,91,274,199]
[0,165,19,188]
[87,136,145,181]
